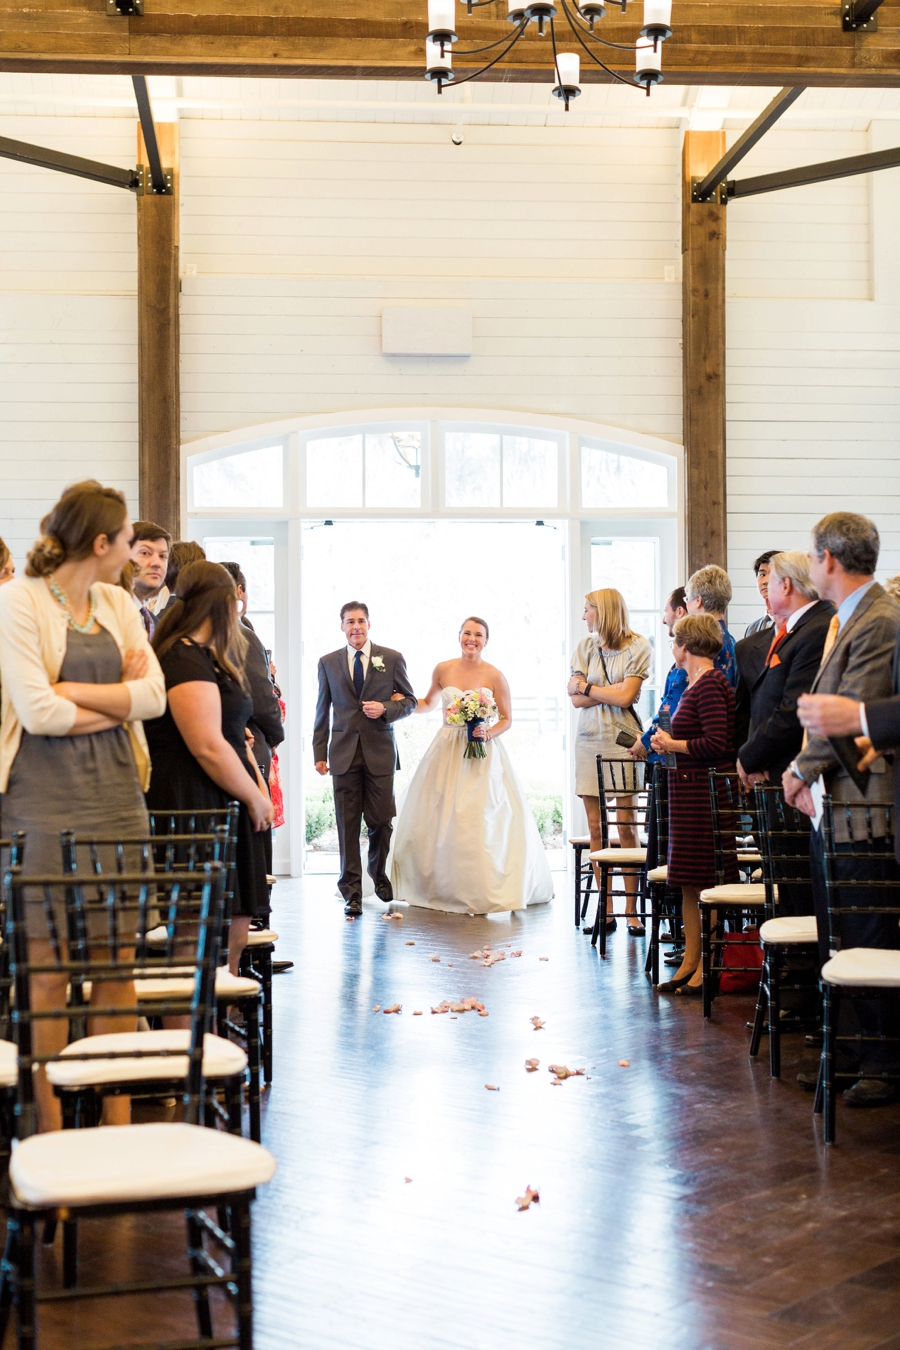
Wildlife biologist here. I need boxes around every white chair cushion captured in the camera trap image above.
[737,850,761,861]
[646,865,667,883]
[759,916,818,946]
[246,928,278,946]
[134,970,261,1001]
[569,835,591,847]
[588,848,647,865]
[699,884,766,906]
[47,1031,246,1089]
[0,1038,17,1089]
[822,947,900,988]
[10,1121,276,1208]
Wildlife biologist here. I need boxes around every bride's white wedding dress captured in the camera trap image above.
[390,687,555,915]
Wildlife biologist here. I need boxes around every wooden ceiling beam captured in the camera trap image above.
[0,0,899,85]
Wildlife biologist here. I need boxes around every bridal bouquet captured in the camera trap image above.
[446,688,498,760]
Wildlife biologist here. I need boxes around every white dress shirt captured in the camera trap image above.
[347,639,372,681]
[784,599,818,633]
[145,586,170,617]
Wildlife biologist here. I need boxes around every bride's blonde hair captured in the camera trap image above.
[585,588,634,651]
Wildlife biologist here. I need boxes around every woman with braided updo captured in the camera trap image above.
[0,480,165,1129]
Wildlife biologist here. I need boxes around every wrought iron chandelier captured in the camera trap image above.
[425,0,673,104]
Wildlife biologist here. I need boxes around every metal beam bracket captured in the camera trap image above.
[690,177,726,205]
[135,165,173,196]
[842,0,881,30]
[107,0,143,14]
[692,87,805,203]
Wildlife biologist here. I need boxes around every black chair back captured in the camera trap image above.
[148,805,239,922]
[5,863,225,1139]
[595,756,650,850]
[708,769,750,885]
[821,797,900,957]
[752,785,813,919]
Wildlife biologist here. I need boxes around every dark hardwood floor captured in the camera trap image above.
[17,866,900,1350]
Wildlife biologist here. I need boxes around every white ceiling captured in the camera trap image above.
[0,73,899,133]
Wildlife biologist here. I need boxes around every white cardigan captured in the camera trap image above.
[0,575,166,793]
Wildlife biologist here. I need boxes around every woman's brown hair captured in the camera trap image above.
[152,560,246,686]
[26,480,128,578]
[459,615,489,642]
[672,614,723,660]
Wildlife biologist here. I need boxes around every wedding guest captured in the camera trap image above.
[219,562,284,786]
[650,614,737,995]
[685,565,738,686]
[631,586,689,769]
[884,575,900,605]
[130,521,172,624]
[0,480,165,1130]
[569,588,652,935]
[0,537,15,586]
[788,513,900,1106]
[164,540,206,597]
[144,561,274,974]
[745,550,782,636]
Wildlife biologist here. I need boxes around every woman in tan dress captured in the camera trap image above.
[568,588,652,935]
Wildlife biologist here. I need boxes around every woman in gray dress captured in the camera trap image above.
[568,588,652,935]
[0,481,165,1128]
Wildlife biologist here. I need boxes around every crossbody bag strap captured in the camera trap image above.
[596,648,643,732]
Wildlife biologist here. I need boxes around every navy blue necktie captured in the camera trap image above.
[353,650,365,697]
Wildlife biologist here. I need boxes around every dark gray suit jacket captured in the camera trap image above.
[795,583,900,829]
[858,633,900,860]
[240,621,283,778]
[313,644,416,777]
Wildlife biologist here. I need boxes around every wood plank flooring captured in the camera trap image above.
[16,867,900,1350]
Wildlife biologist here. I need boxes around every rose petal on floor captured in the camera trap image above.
[539,957,549,962]
[412,1010,423,1016]
[383,1004,401,1014]
[405,941,415,946]
[525,1059,540,1072]
[372,1005,380,1012]
[430,955,440,962]
[618,1060,630,1067]
[516,1186,540,1211]
[485,1084,499,1091]
[510,951,523,958]
[531,1016,545,1030]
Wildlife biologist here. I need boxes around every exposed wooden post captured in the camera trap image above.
[682,130,727,575]
[137,121,180,536]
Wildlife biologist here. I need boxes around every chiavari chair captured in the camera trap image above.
[644,765,682,987]
[588,757,650,958]
[698,771,766,1018]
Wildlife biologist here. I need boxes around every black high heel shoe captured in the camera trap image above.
[656,968,698,994]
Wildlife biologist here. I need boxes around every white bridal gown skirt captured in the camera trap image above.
[390,725,555,915]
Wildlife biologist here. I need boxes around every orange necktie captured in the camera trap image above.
[765,620,788,668]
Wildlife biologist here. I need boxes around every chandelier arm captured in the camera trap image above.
[454,25,531,56]
[549,19,570,111]
[560,0,636,50]
[561,4,636,88]
[444,23,528,88]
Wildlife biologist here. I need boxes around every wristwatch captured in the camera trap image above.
[788,759,805,783]
[583,681,593,697]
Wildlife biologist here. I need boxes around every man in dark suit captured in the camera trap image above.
[738,551,834,787]
[314,601,416,917]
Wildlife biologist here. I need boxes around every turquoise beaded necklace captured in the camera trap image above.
[48,580,97,634]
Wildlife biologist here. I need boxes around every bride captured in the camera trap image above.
[390,616,554,915]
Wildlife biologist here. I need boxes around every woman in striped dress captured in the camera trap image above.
[650,614,738,995]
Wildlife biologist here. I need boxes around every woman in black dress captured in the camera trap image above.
[650,613,738,995]
[144,561,274,972]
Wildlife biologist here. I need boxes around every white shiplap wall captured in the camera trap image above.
[0,104,899,629]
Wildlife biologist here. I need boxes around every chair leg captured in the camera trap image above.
[701,906,712,1019]
[62,1220,77,1290]
[18,1215,35,1350]
[574,847,582,928]
[823,983,837,1144]
[749,952,769,1059]
[232,1198,254,1350]
[0,1215,20,1349]
[581,864,594,925]
[185,1209,214,1340]
[261,950,274,1086]
[768,947,782,1080]
[246,999,262,1144]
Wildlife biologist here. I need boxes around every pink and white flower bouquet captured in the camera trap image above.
[446,687,498,760]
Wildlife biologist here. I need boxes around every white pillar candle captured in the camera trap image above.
[509,0,525,12]
[426,37,453,70]
[635,37,662,73]
[643,0,671,25]
[556,52,580,87]
[428,0,456,33]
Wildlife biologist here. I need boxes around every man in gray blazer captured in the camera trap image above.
[784,512,900,1106]
[314,601,416,916]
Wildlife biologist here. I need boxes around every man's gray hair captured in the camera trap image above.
[685,564,732,615]
[769,550,818,601]
[810,512,879,577]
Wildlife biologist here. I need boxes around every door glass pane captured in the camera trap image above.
[591,538,659,719]
[502,436,558,507]
[365,433,421,508]
[307,435,363,507]
[192,445,283,509]
[581,444,669,509]
[203,537,276,657]
[444,432,501,507]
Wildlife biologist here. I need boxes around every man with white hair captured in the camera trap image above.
[737,551,834,788]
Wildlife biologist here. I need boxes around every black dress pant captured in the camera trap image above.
[810,827,900,1076]
[332,743,395,902]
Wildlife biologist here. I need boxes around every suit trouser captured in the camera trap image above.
[810,827,900,1076]
[332,743,395,901]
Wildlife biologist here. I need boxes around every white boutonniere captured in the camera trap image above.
[371,655,386,673]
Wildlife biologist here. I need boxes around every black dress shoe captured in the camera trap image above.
[796,1070,820,1093]
[627,924,646,937]
[604,918,617,934]
[657,968,698,993]
[344,898,363,917]
[374,877,394,903]
[272,960,294,973]
[843,1077,899,1108]
[677,981,702,997]
[664,948,685,967]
